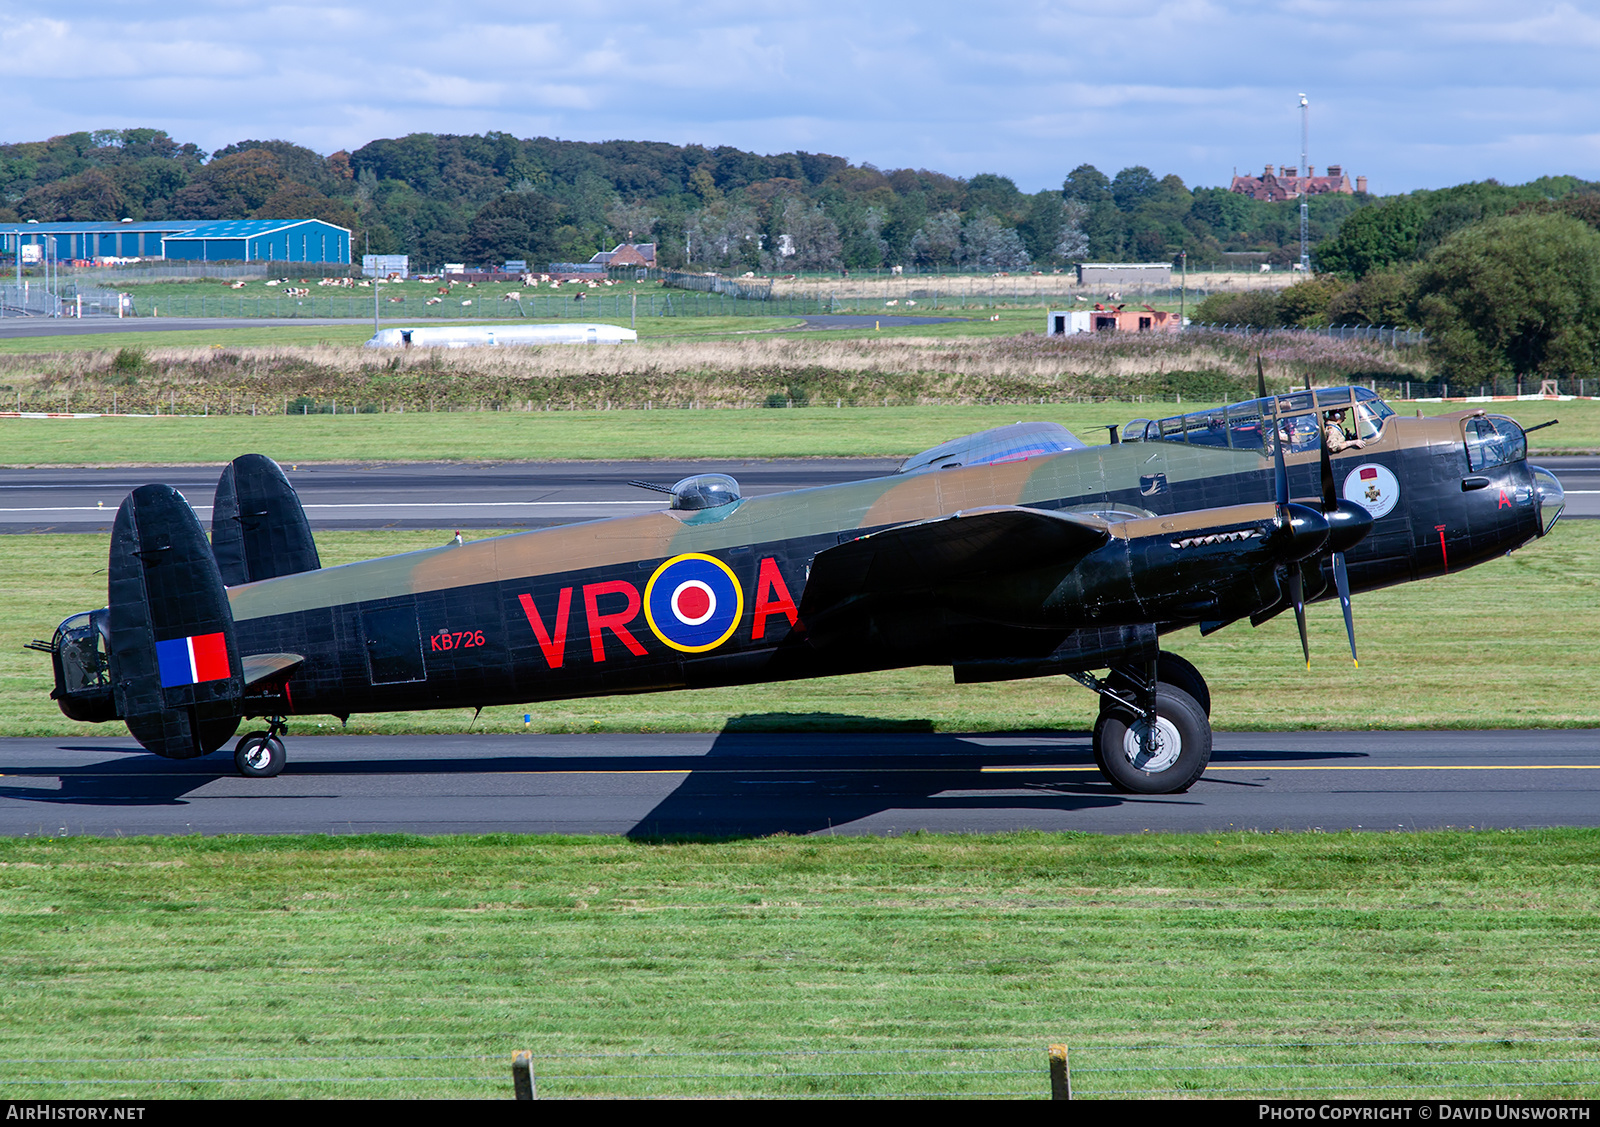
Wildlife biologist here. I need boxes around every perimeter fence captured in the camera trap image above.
[1191,321,1428,347]
[4,1037,1596,1100]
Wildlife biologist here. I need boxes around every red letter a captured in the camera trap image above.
[752,557,800,641]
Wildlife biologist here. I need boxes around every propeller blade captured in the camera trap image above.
[1332,551,1358,667]
[1288,565,1310,669]
[1261,357,1290,520]
[1319,421,1338,511]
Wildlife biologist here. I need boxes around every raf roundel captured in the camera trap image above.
[644,553,745,653]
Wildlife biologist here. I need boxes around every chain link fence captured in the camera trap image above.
[1189,321,1428,346]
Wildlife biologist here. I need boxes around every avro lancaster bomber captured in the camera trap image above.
[35,379,1564,795]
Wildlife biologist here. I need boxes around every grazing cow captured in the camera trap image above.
[890,265,903,276]
[437,287,450,295]
[502,292,522,301]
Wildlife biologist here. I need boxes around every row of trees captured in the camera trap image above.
[1195,203,1600,382]
[3,128,1377,274]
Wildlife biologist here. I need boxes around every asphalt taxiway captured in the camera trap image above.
[0,458,904,533]
[1,729,1596,837]
[3,456,1593,533]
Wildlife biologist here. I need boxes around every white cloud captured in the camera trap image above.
[1,0,1597,192]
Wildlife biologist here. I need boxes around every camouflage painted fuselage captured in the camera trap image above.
[222,409,1546,720]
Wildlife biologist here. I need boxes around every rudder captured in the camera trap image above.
[109,485,244,758]
[212,453,321,586]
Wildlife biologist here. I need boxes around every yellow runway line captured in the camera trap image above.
[980,764,1600,773]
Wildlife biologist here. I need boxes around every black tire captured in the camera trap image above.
[1093,683,1211,794]
[1106,652,1211,717]
[1154,651,1210,717]
[234,732,286,778]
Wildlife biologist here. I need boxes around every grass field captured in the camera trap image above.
[4,518,1595,738]
[1,830,1596,1098]
[0,309,1065,357]
[0,395,1591,465]
[0,314,833,354]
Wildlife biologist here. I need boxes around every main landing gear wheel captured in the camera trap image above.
[1093,682,1212,795]
[1107,651,1210,717]
[233,726,287,778]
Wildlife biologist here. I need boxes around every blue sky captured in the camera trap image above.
[5,0,1598,195]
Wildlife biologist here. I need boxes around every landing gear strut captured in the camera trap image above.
[234,717,288,778]
[1072,652,1213,794]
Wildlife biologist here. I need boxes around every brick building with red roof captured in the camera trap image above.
[1229,164,1366,202]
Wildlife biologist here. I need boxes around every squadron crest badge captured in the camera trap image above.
[1342,463,1399,519]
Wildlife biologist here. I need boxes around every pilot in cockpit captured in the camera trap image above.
[1275,413,1320,453]
[1323,407,1367,453]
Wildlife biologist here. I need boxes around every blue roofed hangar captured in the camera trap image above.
[0,218,351,265]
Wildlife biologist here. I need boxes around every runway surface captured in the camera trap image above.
[0,458,903,533]
[2,729,1596,837]
[3,456,1591,533]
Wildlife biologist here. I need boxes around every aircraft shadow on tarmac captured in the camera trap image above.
[4,714,1368,835]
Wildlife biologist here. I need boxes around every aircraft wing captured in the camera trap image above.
[797,505,1111,641]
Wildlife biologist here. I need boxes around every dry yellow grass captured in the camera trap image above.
[0,331,1429,417]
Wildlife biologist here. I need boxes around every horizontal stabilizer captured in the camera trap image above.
[798,505,1110,639]
[109,485,244,758]
[212,454,321,586]
[242,652,304,690]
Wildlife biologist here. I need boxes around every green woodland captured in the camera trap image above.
[0,128,1386,272]
[10,129,1600,380]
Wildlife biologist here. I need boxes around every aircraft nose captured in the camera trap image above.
[1530,464,1565,536]
[1278,502,1331,562]
[1325,498,1375,554]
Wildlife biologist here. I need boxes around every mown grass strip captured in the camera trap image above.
[0,396,1592,465]
[0,830,1597,1098]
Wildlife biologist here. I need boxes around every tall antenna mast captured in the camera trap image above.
[1299,93,1310,273]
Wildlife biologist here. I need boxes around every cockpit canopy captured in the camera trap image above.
[1464,414,1526,471]
[1122,386,1396,450]
[669,473,741,510]
[898,421,1087,474]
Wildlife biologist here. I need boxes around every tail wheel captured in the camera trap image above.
[1093,683,1212,794]
[234,732,286,778]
